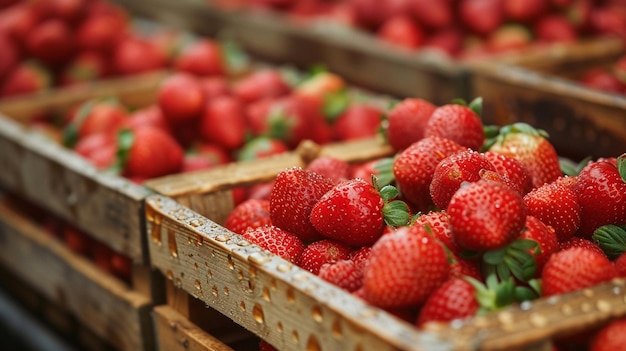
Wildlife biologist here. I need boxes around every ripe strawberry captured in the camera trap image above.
[483,151,533,196]
[410,0,454,30]
[459,0,505,36]
[157,73,206,125]
[519,216,559,274]
[182,143,231,173]
[486,23,533,54]
[0,3,39,48]
[580,67,626,94]
[0,60,51,97]
[236,136,289,161]
[225,198,272,235]
[534,14,578,44]
[332,103,382,141]
[503,0,548,23]
[198,76,231,100]
[310,178,410,247]
[305,156,350,185]
[523,178,581,242]
[73,132,116,169]
[174,39,225,77]
[574,155,626,238]
[119,127,184,179]
[32,0,87,24]
[349,246,372,270]
[112,36,168,76]
[242,225,304,265]
[300,239,354,275]
[487,123,562,188]
[362,225,450,309]
[25,19,74,67]
[59,51,110,86]
[232,69,291,104]
[64,99,129,146]
[559,236,606,256]
[75,8,128,53]
[589,318,626,351]
[429,150,496,210]
[393,136,465,211]
[416,277,479,327]
[294,70,345,99]
[424,103,484,151]
[0,33,18,80]
[376,15,424,50]
[414,210,461,256]
[200,95,248,150]
[423,27,465,57]
[269,167,335,242]
[448,180,527,251]
[615,252,626,277]
[541,247,617,297]
[385,97,436,152]
[126,105,171,134]
[318,259,363,292]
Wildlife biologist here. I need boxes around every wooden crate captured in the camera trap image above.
[0,199,155,351]
[471,62,626,161]
[146,194,626,351]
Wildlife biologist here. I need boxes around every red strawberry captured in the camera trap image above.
[181,144,231,173]
[112,36,168,76]
[236,136,289,161]
[559,237,606,257]
[0,60,50,97]
[534,14,578,44]
[0,3,39,48]
[376,15,424,50]
[541,247,617,297]
[362,225,450,309]
[306,156,350,185]
[232,69,291,104]
[310,178,410,247]
[574,155,626,238]
[332,103,382,141]
[487,123,562,188]
[174,39,225,77]
[294,71,345,99]
[448,180,527,251]
[416,277,479,327]
[157,73,206,124]
[64,99,129,145]
[32,0,87,24]
[393,136,465,211]
[349,246,372,270]
[75,9,128,53]
[59,51,110,86]
[269,167,335,242]
[459,0,505,36]
[589,318,626,351]
[25,19,74,67]
[523,178,581,242]
[126,105,171,134]
[120,127,184,179]
[424,103,484,151]
[503,0,548,23]
[300,239,354,274]
[429,150,496,210]
[423,27,465,57]
[242,225,305,265]
[519,215,559,274]
[580,67,626,94]
[385,97,436,152]
[483,151,533,196]
[615,252,626,277]
[486,23,533,54]
[73,132,116,169]
[198,76,231,100]
[200,95,247,150]
[414,210,461,256]
[318,259,363,292]
[225,198,272,235]
[0,33,18,80]
[410,0,454,30]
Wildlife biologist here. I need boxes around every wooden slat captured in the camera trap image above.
[0,117,153,263]
[0,201,155,351]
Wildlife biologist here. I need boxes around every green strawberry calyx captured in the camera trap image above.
[618,153,626,182]
[592,224,626,260]
[482,238,539,283]
[322,89,351,122]
[372,156,396,188]
[266,105,294,142]
[482,122,549,152]
[373,175,410,228]
[62,97,121,148]
[465,274,516,314]
[452,96,483,117]
[110,128,135,175]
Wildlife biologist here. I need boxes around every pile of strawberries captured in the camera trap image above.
[225,96,626,350]
[579,53,626,95]
[0,0,185,98]
[210,0,626,58]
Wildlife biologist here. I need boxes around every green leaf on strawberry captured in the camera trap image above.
[111,128,134,175]
[592,224,626,260]
[322,89,350,122]
[372,156,396,188]
[618,153,626,182]
[465,274,516,314]
[482,238,539,283]
[559,156,591,176]
[373,176,410,228]
[219,39,250,75]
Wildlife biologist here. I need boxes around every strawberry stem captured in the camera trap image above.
[111,128,134,175]
[592,224,626,260]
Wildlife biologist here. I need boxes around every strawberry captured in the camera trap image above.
[294,70,345,99]
[519,216,559,274]
[0,3,40,49]
[503,0,548,23]
[486,23,533,54]
[198,76,231,100]
[157,73,206,125]
[593,224,626,260]
[429,150,496,210]
[200,95,248,151]
[574,155,626,238]
[559,236,606,257]
[534,14,578,44]
[349,246,372,270]
[242,225,305,265]
[385,97,436,152]
[376,15,424,50]
[523,178,581,242]
[126,105,171,134]
[25,18,74,67]
[119,127,184,180]
[232,69,291,104]
[483,151,533,196]
[0,33,18,80]
[361,225,450,309]
[415,277,479,327]
[310,178,410,247]
[73,132,116,169]
[580,67,626,94]
[318,259,363,292]
[393,136,465,211]
[305,156,351,185]
[269,167,335,242]
[410,0,454,30]
[75,8,128,54]
[448,180,527,252]
[174,39,225,77]
[414,210,461,256]
[459,0,505,36]
[589,318,626,351]
[32,0,87,24]
[236,136,289,161]
[541,247,617,297]
[615,252,626,277]
[112,36,168,76]
[64,99,129,147]
[424,102,484,151]
[59,51,110,86]
[423,27,465,57]
[225,198,272,235]
[0,60,50,97]
[487,123,562,188]
[299,239,354,274]
[332,103,382,141]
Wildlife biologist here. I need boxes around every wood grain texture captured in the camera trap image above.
[0,201,155,351]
